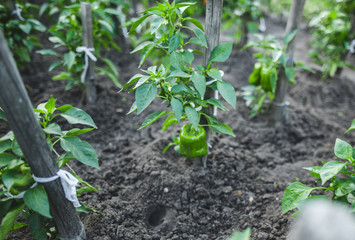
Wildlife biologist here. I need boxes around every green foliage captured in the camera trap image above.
[0,2,45,69]
[308,9,354,78]
[37,0,125,90]
[0,97,98,239]
[122,0,236,158]
[282,119,355,216]
[242,32,310,118]
[222,0,263,47]
[228,227,251,240]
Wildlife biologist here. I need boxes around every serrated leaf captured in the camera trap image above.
[60,108,97,128]
[136,84,157,114]
[191,72,206,99]
[334,138,352,160]
[185,106,199,131]
[60,137,99,169]
[319,161,346,185]
[138,111,169,130]
[217,81,236,109]
[171,98,183,121]
[24,185,51,218]
[209,42,233,63]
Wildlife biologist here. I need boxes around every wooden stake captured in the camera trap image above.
[81,2,96,104]
[0,30,86,240]
[201,0,223,168]
[273,0,306,124]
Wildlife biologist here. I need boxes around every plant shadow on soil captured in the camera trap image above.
[3,15,355,240]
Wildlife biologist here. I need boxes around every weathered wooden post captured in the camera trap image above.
[272,0,306,124]
[80,2,96,104]
[0,30,86,240]
[201,0,223,168]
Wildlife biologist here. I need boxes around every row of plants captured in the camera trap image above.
[0,98,99,239]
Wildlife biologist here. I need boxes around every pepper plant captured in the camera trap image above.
[241,32,310,118]
[0,97,98,240]
[121,0,236,160]
[0,1,46,69]
[308,9,354,78]
[282,119,355,216]
[37,1,124,90]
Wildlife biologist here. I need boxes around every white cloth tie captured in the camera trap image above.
[117,6,129,38]
[76,46,97,83]
[33,169,81,208]
[347,40,355,54]
[12,3,25,21]
[5,182,37,199]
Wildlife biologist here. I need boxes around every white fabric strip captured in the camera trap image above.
[33,169,81,208]
[347,40,355,54]
[76,46,97,83]
[117,6,129,38]
[12,4,25,21]
[5,182,37,199]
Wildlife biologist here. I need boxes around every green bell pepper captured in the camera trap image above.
[248,62,262,85]
[179,124,208,158]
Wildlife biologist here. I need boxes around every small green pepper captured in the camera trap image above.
[260,66,272,92]
[248,62,262,85]
[179,124,208,158]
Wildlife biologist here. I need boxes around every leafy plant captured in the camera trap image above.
[228,227,251,240]
[0,97,98,239]
[37,1,124,90]
[222,0,264,47]
[282,119,355,216]
[121,0,236,159]
[308,9,354,78]
[242,32,310,118]
[0,1,46,69]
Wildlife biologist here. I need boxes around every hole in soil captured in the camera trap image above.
[147,205,167,227]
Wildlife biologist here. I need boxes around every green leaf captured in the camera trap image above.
[285,66,295,81]
[335,179,355,197]
[334,138,352,160]
[345,119,355,133]
[98,19,114,34]
[0,108,6,121]
[139,43,155,67]
[0,204,25,240]
[138,111,169,130]
[129,14,151,34]
[217,81,236,109]
[162,115,177,131]
[168,34,182,53]
[169,70,190,78]
[28,212,47,240]
[56,105,73,113]
[228,227,251,240]
[127,101,137,115]
[171,98,183,121]
[45,96,56,115]
[181,50,194,65]
[48,61,62,72]
[60,108,97,128]
[207,68,222,81]
[60,137,99,169]
[206,98,228,111]
[150,16,164,34]
[36,49,60,57]
[170,52,185,71]
[192,72,206,99]
[303,166,321,178]
[209,42,233,63]
[64,51,76,70]
[183,17,204,31]
[283,29,298,45]
[0,140,12,153]
[190,29,207,48]
[136,84,157,115]
[320,161,346,185]
[120,74,144,92]
[43,123,63,136]
[0,153,17,167]
[282,182,321,215]
[211,123,235,137]
[64,128,94,137]
[12,139,23,158]
[184,106,199,131]
[131,41,154,54]
[19,23,32,34]
[0,199,13,219]
[52,72,72,81]
[24,185,52,218]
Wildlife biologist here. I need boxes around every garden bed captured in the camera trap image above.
[3,15,355,240]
